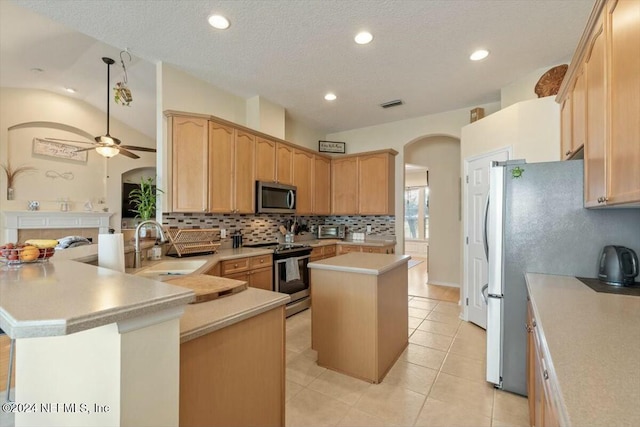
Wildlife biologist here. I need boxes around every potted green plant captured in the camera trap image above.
[128,177,163,235]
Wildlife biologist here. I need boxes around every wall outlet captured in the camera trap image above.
[366,225,372,233]
[220,229,226,238]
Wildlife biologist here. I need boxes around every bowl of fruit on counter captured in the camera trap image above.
[0,239,58,265]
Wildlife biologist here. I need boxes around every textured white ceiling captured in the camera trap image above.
[3,0,594,137]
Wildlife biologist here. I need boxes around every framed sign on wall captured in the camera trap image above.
[318,140,346,154]
[32,138,88,163]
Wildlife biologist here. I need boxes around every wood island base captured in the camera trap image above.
[309,253,409,383]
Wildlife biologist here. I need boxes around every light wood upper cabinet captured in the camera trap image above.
[358,152,395,215]
[171,116,209,212]
[585,22,606,207]
[313,156,331,215]
[209,121,234,213]
[560,98,573,160]
[209,122,255,214]
[234,130,256,213]
[330,150,397,215]
[570,67,587,158]
[255,137,276,182]
[558,0,640,207]
[608,0,640,205]
[292,149,313,215]
[331,157,359,214]
[276,143,293,185]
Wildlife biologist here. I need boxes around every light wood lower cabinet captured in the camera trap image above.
[180,306,285,427]
[338,244,395,255]
[310,245,337,262]
[527,300,561,427]
[220,254,273,291]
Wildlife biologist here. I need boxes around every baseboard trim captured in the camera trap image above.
[428,280,460,288]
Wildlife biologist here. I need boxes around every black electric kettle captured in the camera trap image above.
[598,246,639,286]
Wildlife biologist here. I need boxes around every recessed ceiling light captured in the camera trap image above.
[324,93,337,101]
[65,87,76,93]
[470,49,489,61]
[354,31,373,45]
[208,14,230,30]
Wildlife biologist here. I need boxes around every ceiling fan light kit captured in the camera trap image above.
[44,57,157,160]
[95,145,120,158]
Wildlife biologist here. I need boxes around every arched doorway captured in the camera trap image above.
[404,135,461,300]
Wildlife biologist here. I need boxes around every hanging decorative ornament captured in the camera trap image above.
[114,50,133,106]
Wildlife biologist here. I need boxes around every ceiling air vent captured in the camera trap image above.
[380,99,404,109]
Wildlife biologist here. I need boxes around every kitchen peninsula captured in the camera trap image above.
[308,252,410,383]
[0,260,194,427]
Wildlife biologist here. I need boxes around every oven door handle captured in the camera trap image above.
[275,254,310,264]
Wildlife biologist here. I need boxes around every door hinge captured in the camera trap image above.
[466,297,469,306]
[466,236,469,244]
[466,175,469,183]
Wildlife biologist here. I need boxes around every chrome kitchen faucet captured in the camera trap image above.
[134,220,167,268]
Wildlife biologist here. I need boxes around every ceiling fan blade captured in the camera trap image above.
[73,147,96,153]
[44,137,95,145]
[120,145,157,153]
[117,147,140,159]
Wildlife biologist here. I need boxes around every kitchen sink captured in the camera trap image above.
[136,259,208,277]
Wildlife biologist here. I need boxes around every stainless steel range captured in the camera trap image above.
[244,242,312,317]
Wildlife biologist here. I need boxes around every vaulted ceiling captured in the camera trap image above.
[2,0,594,138]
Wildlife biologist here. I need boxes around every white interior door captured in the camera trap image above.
[464,149,509,329]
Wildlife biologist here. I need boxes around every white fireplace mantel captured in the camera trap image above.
[2,210,113,242]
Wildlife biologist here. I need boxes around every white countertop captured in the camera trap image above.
[0,259,194,339]
[308,253,410,275]
[525,273,640,427]
[180,288,290,343]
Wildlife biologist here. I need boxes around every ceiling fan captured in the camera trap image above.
[44,57,156,159]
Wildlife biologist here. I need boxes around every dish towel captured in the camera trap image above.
[285,258,301,282]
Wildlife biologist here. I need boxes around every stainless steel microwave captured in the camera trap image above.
[256,181,296,214]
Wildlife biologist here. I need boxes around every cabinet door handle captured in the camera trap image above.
[260,259,264,263]
[234,263,238,267]
[532,319,537,327]
[565,150,572,156]
[543,370,549,380]
[525,323,532,333]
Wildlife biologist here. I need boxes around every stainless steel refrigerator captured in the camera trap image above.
[484,159,640,396]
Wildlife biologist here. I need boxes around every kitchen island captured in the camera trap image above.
[0,259,194,427]
[526,273,640,427]
[308,252,410,383]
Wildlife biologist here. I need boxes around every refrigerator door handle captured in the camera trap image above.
[483,194,490,261]
[481,283,489,304]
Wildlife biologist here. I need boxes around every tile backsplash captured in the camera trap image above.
[162,213,395,244]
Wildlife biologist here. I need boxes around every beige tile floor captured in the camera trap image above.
[285,295,529,426]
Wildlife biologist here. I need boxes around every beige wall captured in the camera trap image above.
[246,96,286,139]
[0,87,156,236]
[500,62,570,109]
[461,96,560,163]
[326,101,501,251]
[405,171,428,187]
[405,136,461,287]
[284,112,326,151]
